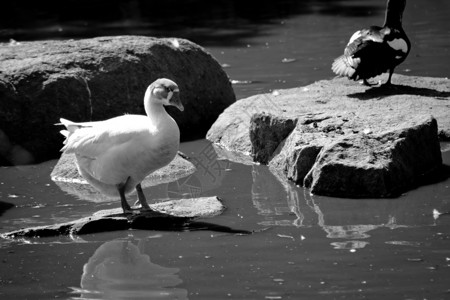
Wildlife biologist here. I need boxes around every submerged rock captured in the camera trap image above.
[207,74,449,198]
[0,36,235,164]
[50,152,197,202]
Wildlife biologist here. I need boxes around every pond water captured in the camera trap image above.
[1,0,450,299]
[1,141,450,299]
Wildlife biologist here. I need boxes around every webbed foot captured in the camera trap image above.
[361,79,381,86]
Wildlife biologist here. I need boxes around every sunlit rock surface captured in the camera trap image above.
[0,36,235,164]
[207,74,449,198]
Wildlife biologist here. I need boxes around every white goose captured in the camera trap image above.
[58,78,184,213]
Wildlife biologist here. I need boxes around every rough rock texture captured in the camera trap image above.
[300,115,441,197]
[266,113,443,197]
[50,152,196,202]
[250,114,297,164]
[0,36,235,165]
[0,196,226,238]
[207,74,449,198]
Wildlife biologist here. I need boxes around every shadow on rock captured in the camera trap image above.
[348,84,450,101]
[76,211,253,235]
[180,221,253,235]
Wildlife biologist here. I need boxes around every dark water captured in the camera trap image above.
[1,0,450,299]
[1,141,450,299]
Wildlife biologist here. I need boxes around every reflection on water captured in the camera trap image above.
[249,146,450,250]
[71,235,187,300]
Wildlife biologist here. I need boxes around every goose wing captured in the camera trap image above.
[332,27,393,80]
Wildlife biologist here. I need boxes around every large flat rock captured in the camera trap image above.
[207,74,449,198]
[0,36,235,165]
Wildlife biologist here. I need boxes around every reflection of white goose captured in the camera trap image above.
[58,79,184,213]
[76,238,187,300]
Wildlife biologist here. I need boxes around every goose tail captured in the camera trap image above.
[56,118,85,149]
[332,55,359,79]
[56,118,77,133]
[56,118,95,133]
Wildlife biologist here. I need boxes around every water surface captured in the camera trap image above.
[1,0,450,299]
[1,141,450,299]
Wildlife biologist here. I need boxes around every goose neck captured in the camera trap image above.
[384,0,405,28]
[145,101,166,119]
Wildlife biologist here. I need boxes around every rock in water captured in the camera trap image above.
[256,113,442,197]
[301,116,442,197]
[0,36,235,164]
[0,196,226,238]
[207,75,449,198]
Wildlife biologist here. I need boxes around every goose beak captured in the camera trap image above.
[169,89,184,111]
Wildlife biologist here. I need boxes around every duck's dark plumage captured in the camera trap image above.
[332,0,410,85]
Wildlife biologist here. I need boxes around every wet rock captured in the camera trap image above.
[0,36,235,164]
[1,196,225,238]
[207,74,448,198]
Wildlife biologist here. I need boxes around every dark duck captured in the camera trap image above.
[332,0,410,86]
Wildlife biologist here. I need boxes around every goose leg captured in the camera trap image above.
[136,183,152,211]
[385,68,394,85]
[117,179,132,214]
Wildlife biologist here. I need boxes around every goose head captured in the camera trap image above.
[146,78,184,112]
